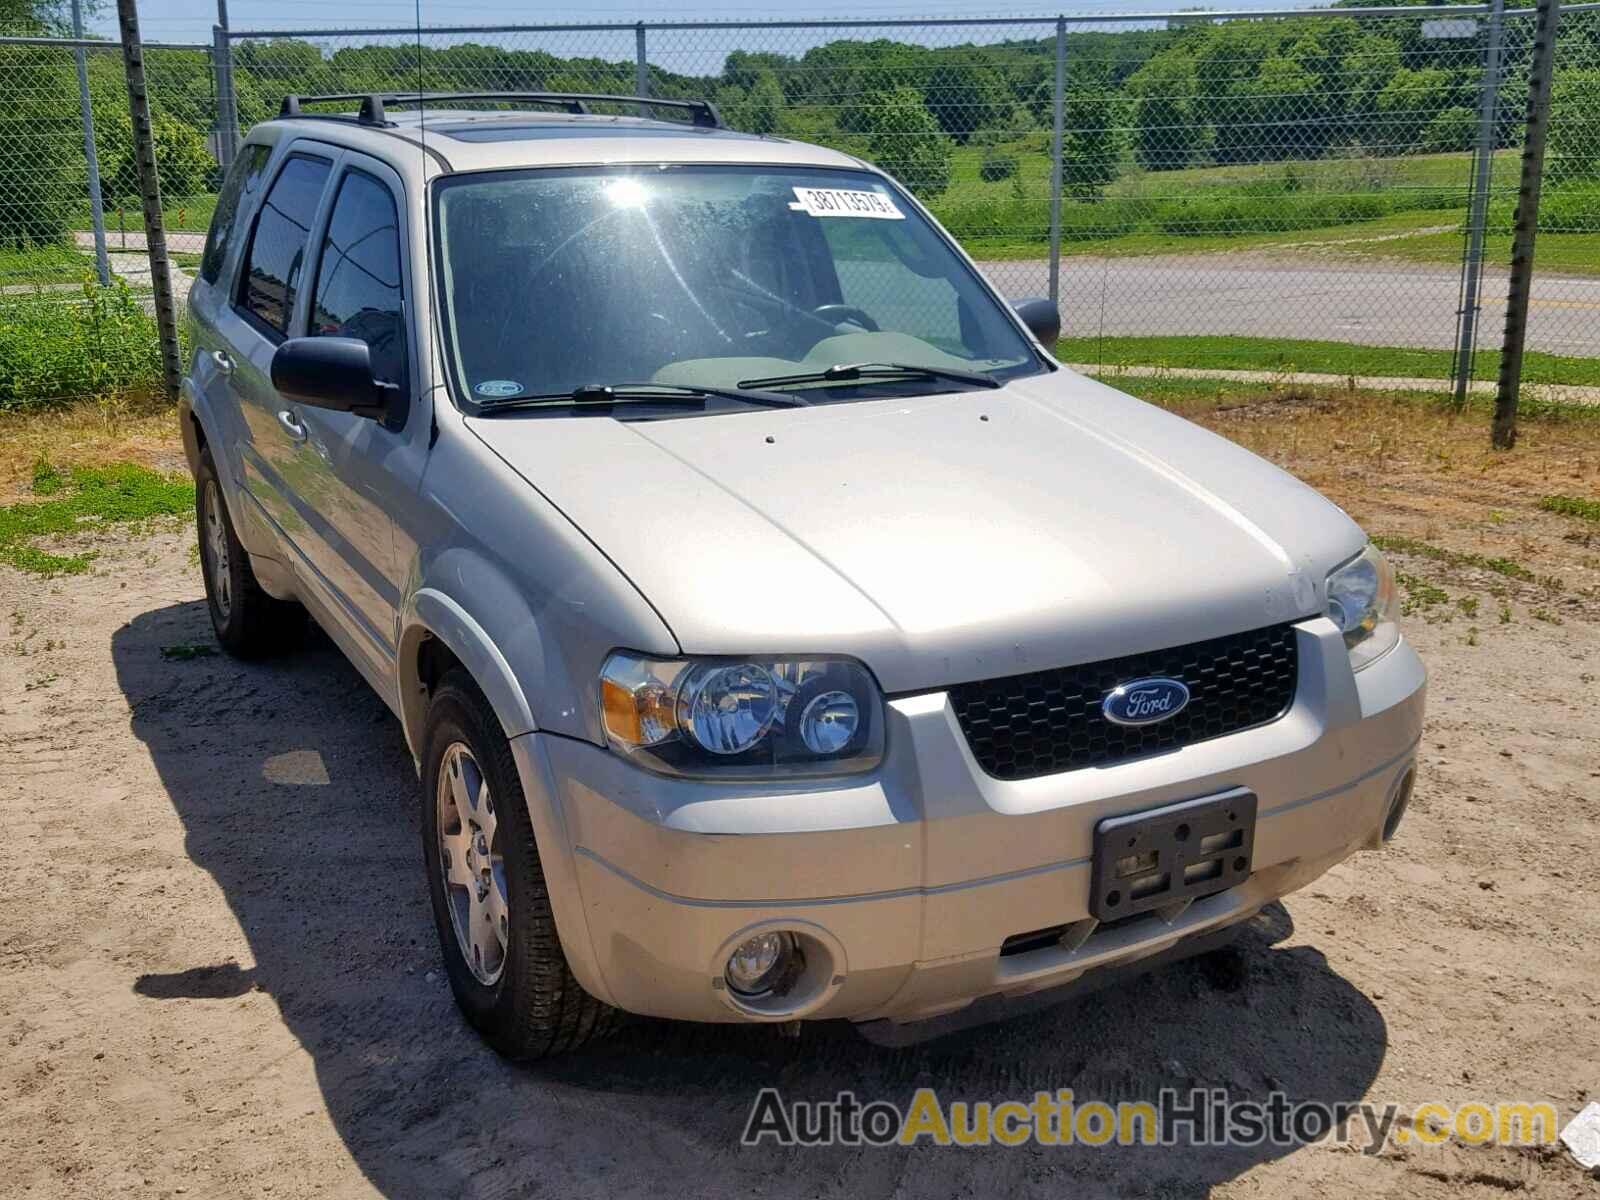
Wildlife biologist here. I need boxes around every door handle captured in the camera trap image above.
[210,349,235,374]
[277,409,308,443]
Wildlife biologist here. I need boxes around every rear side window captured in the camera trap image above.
[238,155,331,336]
[199,144,270,286]
[310,169,406,392]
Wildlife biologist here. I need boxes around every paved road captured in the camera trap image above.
[979,254,1600,359]
[64,231,1600,359]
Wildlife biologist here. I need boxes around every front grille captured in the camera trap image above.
[949,623,1299,781]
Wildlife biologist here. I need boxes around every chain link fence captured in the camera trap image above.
[3,4,1599,406]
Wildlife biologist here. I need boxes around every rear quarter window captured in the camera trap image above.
[199,144,271,286]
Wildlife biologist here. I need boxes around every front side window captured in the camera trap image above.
[432,166,1041,408]
[200,143,270,285]
[310,169,406,392]
[238,154,331,336]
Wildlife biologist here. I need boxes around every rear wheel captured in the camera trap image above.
[195,448,303,658]
[421,668,618,1058]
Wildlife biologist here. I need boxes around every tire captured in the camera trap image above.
[421,668,618,1059]
[195,447,304,658]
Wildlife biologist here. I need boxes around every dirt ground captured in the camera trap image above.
[2,390,1598,1198]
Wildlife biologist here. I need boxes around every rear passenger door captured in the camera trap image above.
[226,150,335,539]
[187,141,273,507]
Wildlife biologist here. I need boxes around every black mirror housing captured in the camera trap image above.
[271,337,393,420]
[1012,297,1061,348]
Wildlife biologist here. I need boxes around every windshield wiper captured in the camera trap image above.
[737,361,1001,392]
[474,381,807,413]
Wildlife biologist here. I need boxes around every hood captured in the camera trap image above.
[465,370,1363,694]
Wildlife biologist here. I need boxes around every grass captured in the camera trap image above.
[1540,494,1600,522]
[0,393,180,503]
[80,192,218,238]
[1060,335,1600,389]
[0,241,102,287]
[1370,533,1538,583]
[0,459,193,575]
[934,145,1515,263]
[933,145,1600,273]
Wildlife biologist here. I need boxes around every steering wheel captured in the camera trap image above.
[811,304,880,332]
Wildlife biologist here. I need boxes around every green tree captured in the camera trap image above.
[1127,50,1208,171]
[921,50,1010,144]
[1377,67,1453,153]
[729,70,785,136]
[1252,54,1328,160]
[102,112,214,203]
[1061,79,1124,199]
[1548,69,1600,184]
[1422,105,1476,154]
[0,43,77,248]
[860,85,951,200]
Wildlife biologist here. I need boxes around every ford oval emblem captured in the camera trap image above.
[1102,677,1191,726]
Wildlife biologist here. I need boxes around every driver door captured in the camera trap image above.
[266,151,418,683]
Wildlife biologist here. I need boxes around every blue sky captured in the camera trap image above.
[110,0,1332,47]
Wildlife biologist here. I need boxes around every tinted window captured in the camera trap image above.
[200,144,270,285]
[310,170,406,389]
[239,155,331,335]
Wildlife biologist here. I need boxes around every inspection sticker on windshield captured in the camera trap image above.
[789,187,903,219]
[474,379,523,398]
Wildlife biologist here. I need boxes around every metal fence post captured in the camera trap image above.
[1493,0,1561,450]
[214,0,238,168]
[1048,15,1065,311]
[1451,0,1504,408]
[634,22,649,114]
[71,0,111,287]
[212,26,233,171]
[116,0,183,398]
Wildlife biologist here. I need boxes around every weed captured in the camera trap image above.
[1530,607,1564,625]
[1372,534,1539,584]
[1457,596,1479,618]
[1539,494,1600,523]
[1499,603,1513,624]
[0,283,170,411]
[24,671,59,691]
[1396,569,1450,616]
[0,461,193,576]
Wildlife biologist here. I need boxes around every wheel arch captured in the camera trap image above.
[398,588,538,755]
[177,380,210,478]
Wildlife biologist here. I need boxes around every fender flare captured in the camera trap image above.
[397,587,538,753]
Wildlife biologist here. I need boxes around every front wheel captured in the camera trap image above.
[421,668,618,1058]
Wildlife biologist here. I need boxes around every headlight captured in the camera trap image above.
[600,652,885,778]
[1325,544,1400,671]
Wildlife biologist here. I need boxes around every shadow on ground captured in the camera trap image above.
[114,600,1387,1199]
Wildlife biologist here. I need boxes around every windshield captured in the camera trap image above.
[432,165,1043,408]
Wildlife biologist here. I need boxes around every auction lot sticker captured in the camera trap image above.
[790,187,904,219]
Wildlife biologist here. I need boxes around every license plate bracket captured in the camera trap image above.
[1089,788,1257,922]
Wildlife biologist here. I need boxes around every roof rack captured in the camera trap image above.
[277,91,725,129]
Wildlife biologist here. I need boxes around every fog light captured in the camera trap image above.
[724,931,798,997]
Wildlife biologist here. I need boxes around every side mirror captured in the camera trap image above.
[1012,297,1061,348]
[271,336,394,420]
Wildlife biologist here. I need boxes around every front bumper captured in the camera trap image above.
[511,618,1426,1028]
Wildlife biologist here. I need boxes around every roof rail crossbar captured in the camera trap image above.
[279,90,725,129]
